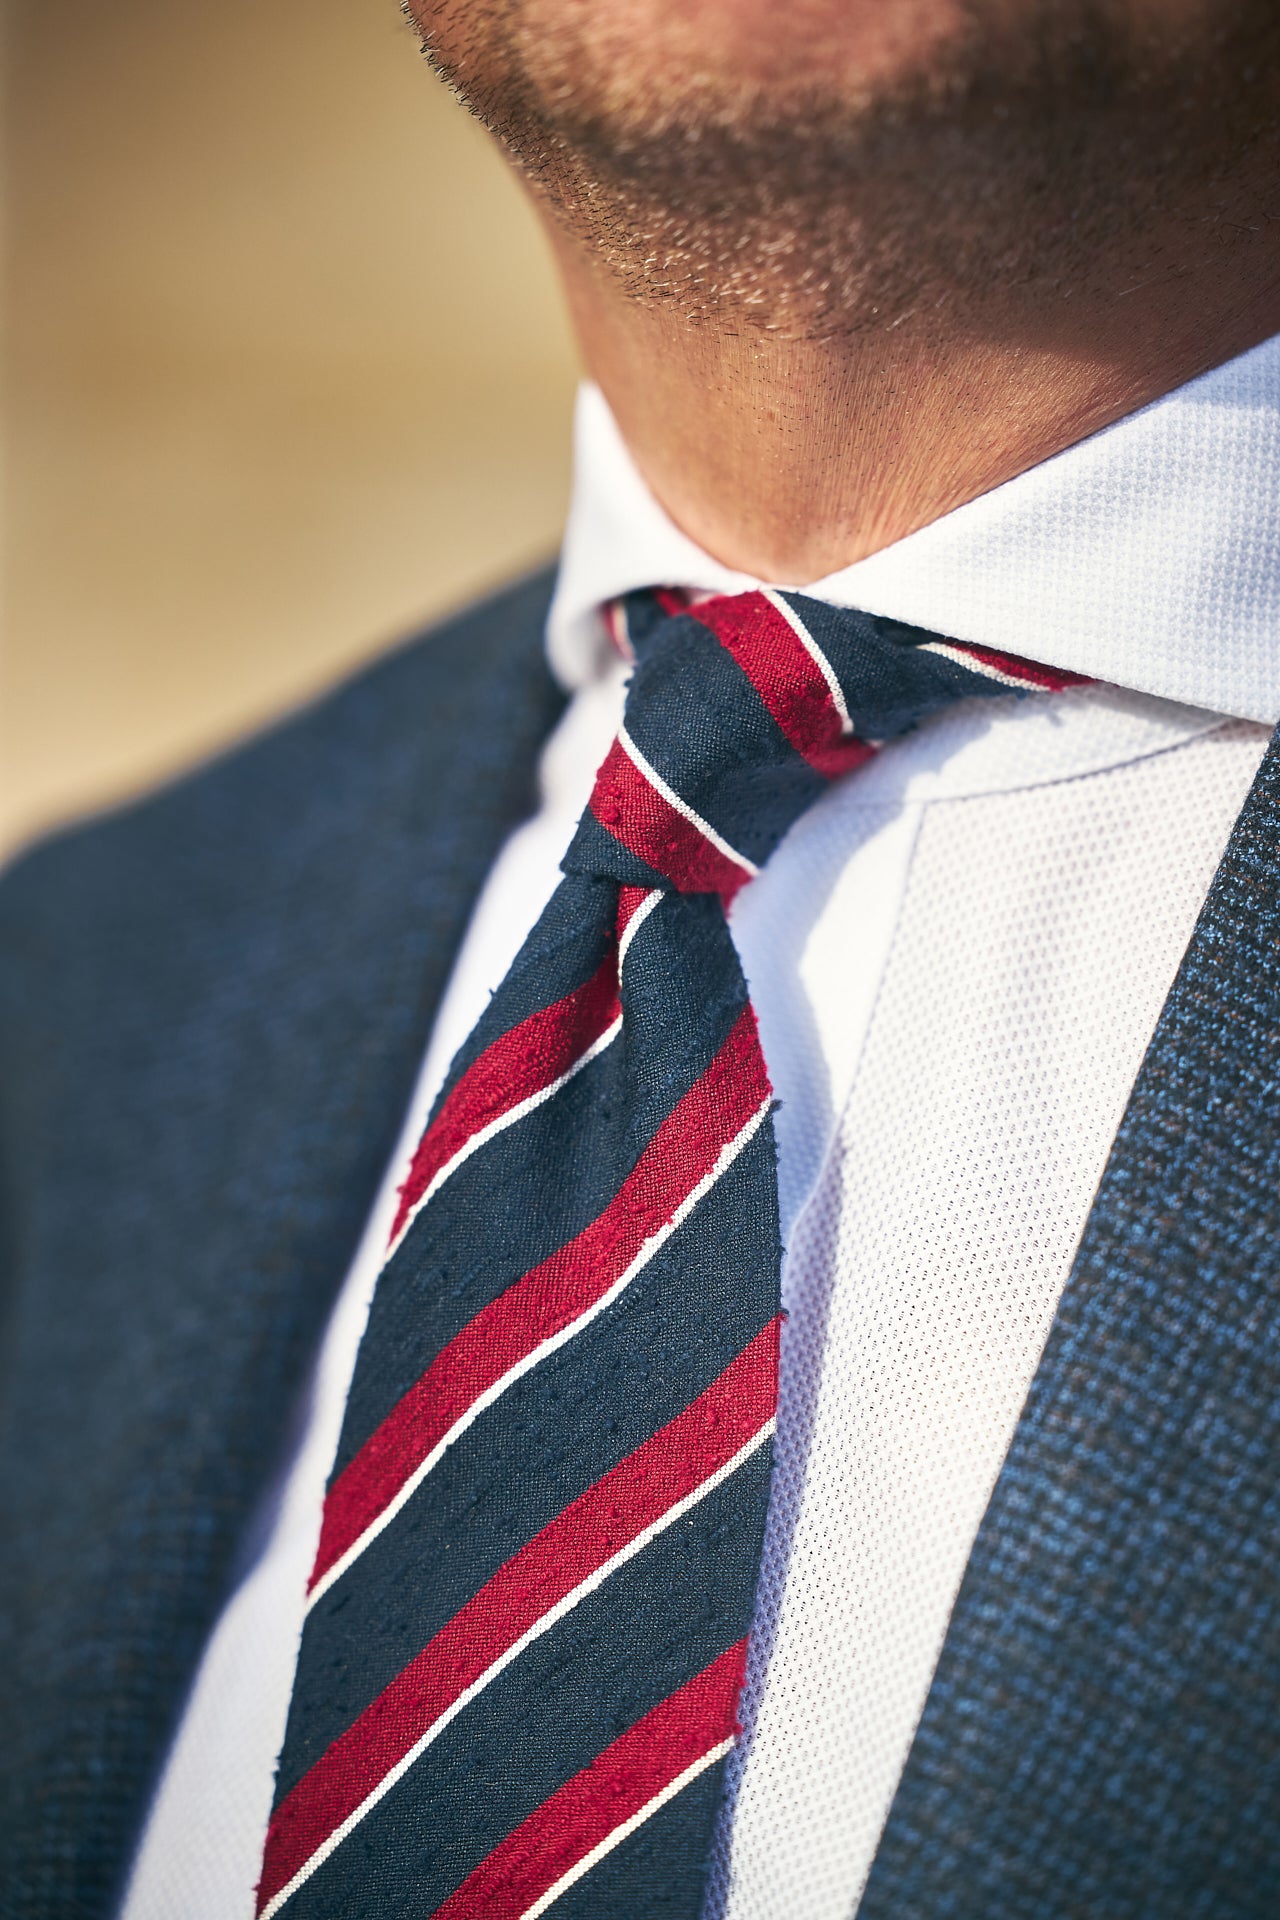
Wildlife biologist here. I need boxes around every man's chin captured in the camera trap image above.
[408,0,1280,340]
[411,0,978,147]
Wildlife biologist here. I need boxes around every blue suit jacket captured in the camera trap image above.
[3,569,1280,1918]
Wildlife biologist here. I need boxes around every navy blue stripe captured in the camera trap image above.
[618,587,673,651]
[782,593,1019,741]
[282,1125,779,1796]
[424,872,615,1118]
[617,890,751,1158]
[285,1454,770,1920]
[331,895,748,1474]
[334,1039,633,1478]
[622,614,826,867]
[549,1758,728,1920]
[562,808,671,890]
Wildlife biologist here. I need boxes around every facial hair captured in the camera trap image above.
[407,0,1280,344]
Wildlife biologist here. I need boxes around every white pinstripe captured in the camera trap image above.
[919,638,1047,689]
[760,590,856,737]
[519,1737,738,1920]
[307,1094,773,1611]
[266,1423,774,1918]
[617,728,759,880]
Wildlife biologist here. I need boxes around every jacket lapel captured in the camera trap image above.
[860,721,1280,1918]
[0,572,564,1917]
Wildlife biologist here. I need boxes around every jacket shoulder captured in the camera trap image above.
[0,565,561,958]
[0,568,566,1914]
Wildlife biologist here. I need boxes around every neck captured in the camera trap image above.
[545,187,1280,584]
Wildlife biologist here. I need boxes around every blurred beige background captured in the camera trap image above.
[2,0,581,858]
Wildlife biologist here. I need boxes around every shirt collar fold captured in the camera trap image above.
[549,335,1280,723]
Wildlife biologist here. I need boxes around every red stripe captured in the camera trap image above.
[432,1642,750,1920]
[310,1007,770,1594]
[941,638,1092,692]
[591,737,752,900]
[616,883,655,943]
[689,592,874,780]
[604,599,635,661]
[260,1335,778,1913]
[389,954,621,1246]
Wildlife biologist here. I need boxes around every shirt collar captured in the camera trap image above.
[548,333,1280,722]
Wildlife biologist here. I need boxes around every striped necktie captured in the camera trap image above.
[257,587,1083,1920]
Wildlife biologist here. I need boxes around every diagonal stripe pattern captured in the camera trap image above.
[260,588,1087,1919]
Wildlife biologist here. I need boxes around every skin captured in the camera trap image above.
[405,0,1280,582]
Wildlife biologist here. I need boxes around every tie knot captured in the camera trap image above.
[564,587,1082,900]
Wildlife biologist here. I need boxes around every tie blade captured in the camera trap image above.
[265,584,1082,1916]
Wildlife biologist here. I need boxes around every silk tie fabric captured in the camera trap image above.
[257,587,1083,1920]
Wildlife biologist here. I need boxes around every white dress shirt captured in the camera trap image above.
[122,334,1280,1920]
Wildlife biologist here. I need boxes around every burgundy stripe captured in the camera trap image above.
[690,592,874,780]
[616,883,655,943]
[309,1007,770,1594]
[591,737,752,899]
[604,599,635,661]
[942,638,1093,692]
[432,1641,750,1920]
[259,1332,778,1913]
[389,953,621,1246]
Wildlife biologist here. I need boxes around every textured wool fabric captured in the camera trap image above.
[0,575,566,1919]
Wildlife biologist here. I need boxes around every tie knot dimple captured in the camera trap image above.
[563,586,1085,899]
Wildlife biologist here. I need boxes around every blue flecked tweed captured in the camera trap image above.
[0,572,564,1919]
[859,721,1280,1919]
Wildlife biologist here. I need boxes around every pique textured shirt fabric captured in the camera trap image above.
[121,334,1280,1920]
